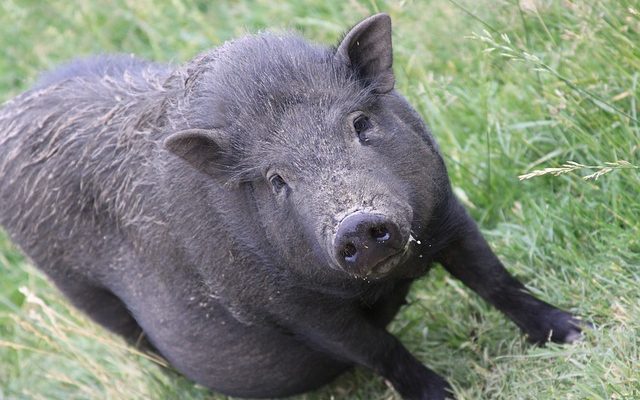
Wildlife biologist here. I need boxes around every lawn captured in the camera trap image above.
[0,0,638,399]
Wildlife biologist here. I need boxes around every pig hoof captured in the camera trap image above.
[562,328,583,344]
[559,317,594,344]
[526,309,590,345]
[400,374,454,400]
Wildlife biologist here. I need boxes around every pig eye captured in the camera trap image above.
[353,114,372,142]
[269,174,288,193]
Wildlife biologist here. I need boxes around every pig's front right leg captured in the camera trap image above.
[272,298,453,400]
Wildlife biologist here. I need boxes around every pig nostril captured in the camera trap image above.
[370,225,390,242]
[341,242,358,262]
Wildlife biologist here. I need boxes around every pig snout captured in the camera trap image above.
[333,211,407,275]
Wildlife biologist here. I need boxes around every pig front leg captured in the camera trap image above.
[437,202,584,344]
[272,297,453,400]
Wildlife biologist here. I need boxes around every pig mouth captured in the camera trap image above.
[364,246,411,279]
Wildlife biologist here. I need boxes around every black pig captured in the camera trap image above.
[0,14,584,400]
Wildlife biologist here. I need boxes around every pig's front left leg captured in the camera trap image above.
[436,202,584,344]
[272,297,453,400]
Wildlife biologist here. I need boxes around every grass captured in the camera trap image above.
[1,0,639,399]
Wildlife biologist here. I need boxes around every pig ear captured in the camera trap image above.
[164,128,231,174]
[335,13,394,93]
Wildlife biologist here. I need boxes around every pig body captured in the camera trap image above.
[0,15,583,399]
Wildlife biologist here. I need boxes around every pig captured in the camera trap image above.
[0,13,584,400]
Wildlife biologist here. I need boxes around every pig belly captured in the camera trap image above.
[118,275,351,398]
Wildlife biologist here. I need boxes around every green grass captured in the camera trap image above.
[1,0,639,399]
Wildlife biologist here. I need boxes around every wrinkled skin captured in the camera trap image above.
[0,14,585,400]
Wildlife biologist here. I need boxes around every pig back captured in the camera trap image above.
[0,55,170,279]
